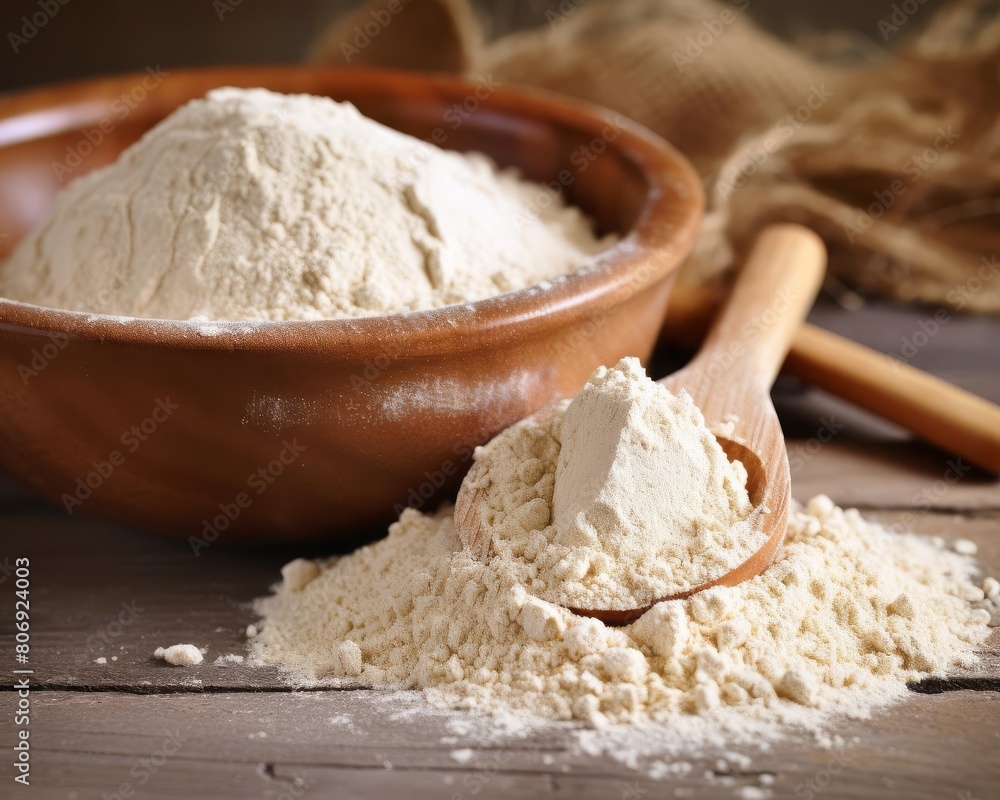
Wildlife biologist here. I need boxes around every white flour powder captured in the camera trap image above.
[465,358,759,610]
[252,362,994,728]
[0,87,611,320]
[253,498,992,726]
[154,644,204,666]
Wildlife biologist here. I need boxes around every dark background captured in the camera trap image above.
[0,0,951,93]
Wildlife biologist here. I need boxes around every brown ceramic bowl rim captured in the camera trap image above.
[0,66,703,359]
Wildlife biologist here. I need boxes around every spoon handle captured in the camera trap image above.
[695,224,827,388]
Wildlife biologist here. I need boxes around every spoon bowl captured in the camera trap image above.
[456,224,827,622]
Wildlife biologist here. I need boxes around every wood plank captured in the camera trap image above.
[0,513,288,691]
[0,508,995,691]
[4,689,997,800]
[790,442,1000,511]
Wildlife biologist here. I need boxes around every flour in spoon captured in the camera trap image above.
[465,357,760,610]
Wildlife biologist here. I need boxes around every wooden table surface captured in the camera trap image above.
[1,299,998,799]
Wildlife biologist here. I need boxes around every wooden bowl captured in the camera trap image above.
[0,66,702,542]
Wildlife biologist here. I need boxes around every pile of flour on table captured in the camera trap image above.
[251,359,996,728]
[0,87,612,320]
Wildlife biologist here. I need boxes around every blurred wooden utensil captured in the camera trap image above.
[663,284,1000,475]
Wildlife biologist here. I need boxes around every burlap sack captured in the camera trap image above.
[312,0,1000,312]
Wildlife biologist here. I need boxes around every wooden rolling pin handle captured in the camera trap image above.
[663,282,1000,476]
[785,326,1000,475]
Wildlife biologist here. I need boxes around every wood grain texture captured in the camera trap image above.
[789,442,1000,511]
[7,688,999,799]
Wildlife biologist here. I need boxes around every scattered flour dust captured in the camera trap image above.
[251,360,995,738]
[0,87,612,321]
[464,358,760,610]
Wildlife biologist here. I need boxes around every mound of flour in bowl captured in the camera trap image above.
[463,357,760,610]
[0,87,612,321]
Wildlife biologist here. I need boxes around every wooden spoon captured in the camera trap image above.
[455,224,827,624]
